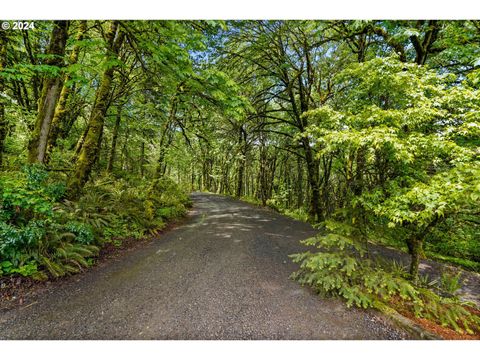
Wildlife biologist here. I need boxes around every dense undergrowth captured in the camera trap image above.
[0,165,190,280]
[290,220,480,335]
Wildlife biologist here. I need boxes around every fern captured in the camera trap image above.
[291,224,480,335]
[38,242,99,278]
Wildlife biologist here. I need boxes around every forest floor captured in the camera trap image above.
[0,192,411,339]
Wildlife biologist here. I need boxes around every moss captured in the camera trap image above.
[27,21,69,164]
[46,21,88,162]
[66,21,124,198]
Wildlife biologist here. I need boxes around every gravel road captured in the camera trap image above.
[0,193,409,339]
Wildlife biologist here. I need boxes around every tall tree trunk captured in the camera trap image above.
[245,160,250,197]
[73,122,89,160]
[155,86,181,178]
[67,21,124,198]
[235,126,247,198]
[284,154,291,208]
[106,105,122,172]
[27,21,69,164]
[19,80,31,110]
[46,20,87,162]
[296,155,303,208]
[268,155,276,199]
[410,20,441,65]
[282,63,322,221]
[303,139,322,222]
[0,31,8,169]
[21,31,40,107]
[236,163,244,198]
[155,119,173,178]
[61,90,84,140]
[121,124,130,171]
[11,80,25,109]
[257,142,268,206]
[190,163,195,191]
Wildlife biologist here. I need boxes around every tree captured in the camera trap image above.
[45,20,88,163]
[220,21,342,220]
[106,104,122,173]
[27,21,69,164]
[67,21,124,198]
[303,57,480,280]
[1,18,479,311]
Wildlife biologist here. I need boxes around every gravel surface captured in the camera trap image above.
[0,193,410,340]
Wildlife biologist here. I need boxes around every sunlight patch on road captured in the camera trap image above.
[156,249,171,255]
[215,233,232,238]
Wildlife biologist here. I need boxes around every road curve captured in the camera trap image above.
[0,193,409,339]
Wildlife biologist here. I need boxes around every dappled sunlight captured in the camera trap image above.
[419,263,432,270]
[264,232,292,239]
[180,195,316,244]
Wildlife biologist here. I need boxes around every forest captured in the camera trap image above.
[0,20,479,336]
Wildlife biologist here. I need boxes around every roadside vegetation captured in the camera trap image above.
[0,165,190,279]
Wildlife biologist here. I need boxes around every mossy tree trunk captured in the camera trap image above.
[406,216,440,282]
[407,237,423,283]
[67,21,124,198]
[21,30,41,108]
[0,31,8,169]
[303,138,322,222]
[106,104,122,172]
[27,20,69,164]
[256,136,271,206]
[45,20,87,163]
[235,125,247,198]
[155,89,180,178]
[296,156,304,208]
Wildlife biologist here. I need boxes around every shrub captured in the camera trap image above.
[0,167,98,279]
[64,222,95,245]
[290,220,480,335]
[0,169,190,280]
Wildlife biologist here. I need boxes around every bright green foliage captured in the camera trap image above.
[59,175,190,241]
[291,220,480,334]
[0,165,189,279]
[0,166,98,278]
[439,271,463,295]
[0,166,60,264]
[302,56,480,272]
[0,260,38,277]
[62,222,94,245]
